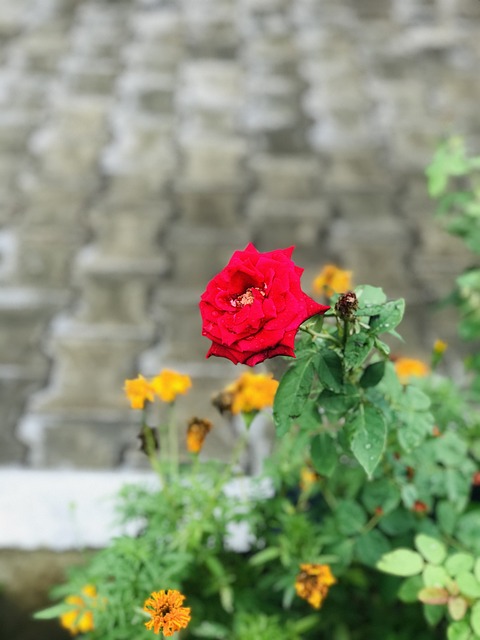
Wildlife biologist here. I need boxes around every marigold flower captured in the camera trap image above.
[226,372,279,415]
[124,375,155,409]
[186,417,213,454]
[143,589,191,637]
[60,584,98,635]
[151,369,192,403]
[433,339,448,355]
[295,564,336,609]
[394,357,430,384]
[472,471,480,486]
[313,264,352,298]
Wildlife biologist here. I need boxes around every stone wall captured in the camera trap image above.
[0,0,480,471]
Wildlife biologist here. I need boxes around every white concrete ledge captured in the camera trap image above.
[0,468,156,550]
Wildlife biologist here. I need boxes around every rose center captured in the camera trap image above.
[231,286,266,308]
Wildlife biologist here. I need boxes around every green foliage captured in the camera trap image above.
[37,139,480,639]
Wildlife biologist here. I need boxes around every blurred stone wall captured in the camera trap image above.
[0,0,479,470]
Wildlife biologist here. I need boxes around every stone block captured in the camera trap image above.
[333,190,395,221]
[175,188,241,226]
[16,228,86,288]
[247,195,329,250]
[33,320,155,411]
[166,225,250,286]
[0,287,66,368]
[327,217,412,298]
[89,205,171,257]
[179,135,247,189]
[0,370,39,464]
[178,60,243,113]
[74,249,169,325]
[19,411,136,468]
[251,154,323,199]
[152,289,209,361]
[118,72,175,114]
[324,149,390,192]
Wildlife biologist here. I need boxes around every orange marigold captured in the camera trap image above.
[124,375,155,409]
[295,564,336,609]
[227,372,279,415]
[300,466,320,492]
[394,357,430,384]
[186,417,213,454]
[60,584,98,635]
[313,264,352,298]
[151,369,192,403]
[143,589,191,637]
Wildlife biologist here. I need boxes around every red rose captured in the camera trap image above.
[199,244,330,366]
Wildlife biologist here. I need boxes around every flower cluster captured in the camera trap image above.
[295,564,337,609]
[60,585,99,636]
[143,589,191,637]
[124,369,192,409]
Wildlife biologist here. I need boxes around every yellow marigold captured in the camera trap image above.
[228,372,279,415]
[313,264,352,298]
[124,375,155,409]
[143,589,191,637]
[300,466,320,492]
[151,369,192,403]
[295,564,336,609]
[394,357,430,384]
[60,584,98,635]
[186,417,213,454]
[433,339,448,355]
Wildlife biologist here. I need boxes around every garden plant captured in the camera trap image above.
[37,140,480,639]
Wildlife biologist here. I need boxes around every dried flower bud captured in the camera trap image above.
[211,389,235,414]
[138,426,159,455]
[334,291,358,321]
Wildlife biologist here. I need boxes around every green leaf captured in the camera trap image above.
[311,433,337,477]
[415,534,447,565]
[354,528,390,566]
[359,361,386,388]
[398,575,423,603]
[472,601,480,637]
[193,621,230,639]
[249,547,281,566]
[349,405,387,478]
[378,507,415,536]
[475,558,480,583]
[447,619,473,640]
[361,478,400,515]
[273,355,317,436]
[456,572,480,598]
[34,603,72,619]
[423,565,450,588]
[437,501,459,536]
[356,285,387,307]
[423,603,446,627]
[369,299,405,335]
[448,596,468,621]
[334,500,368,536]
[377,549,424,577]
[446,553,475,578]
[344,333,374,369]
[316,349,343,392]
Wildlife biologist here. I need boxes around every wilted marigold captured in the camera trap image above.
[186,417,213,454]
[124,375,155,409]
[143,589,191,637]
[313,264,352,298]
[60,584,98,635]
[295,564,336,609]
[151,369,192,403]
[228,372,279,414]
[394,357,430,384]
